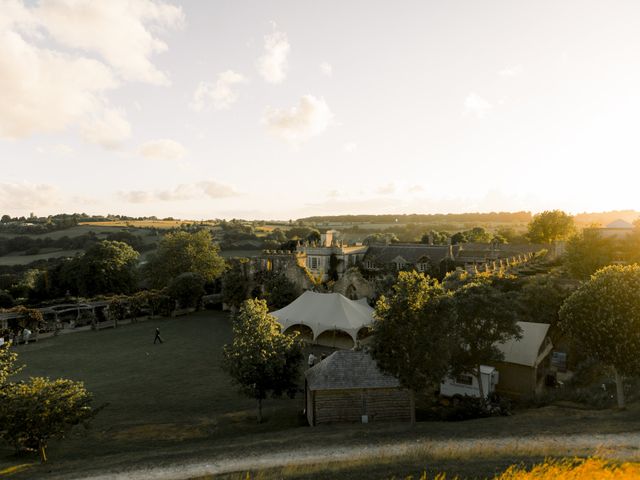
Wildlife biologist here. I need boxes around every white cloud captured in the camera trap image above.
[191,70,248,111]
[0,182,61,211]
[81,108,131,149]
[408,185,424,193]
[499,64,524,77]
[257,30,289,84]
[36,0,184,85]
[320,61,332,77]
[376,183,396,195]
[343,141,358,153]
[463,92,493,119]
[263,95,333,144]
[138,139,187,161]
[0,28,118,138]
[119,181,238,203]
[0,0,182,143]
[118,190,154,204]
[36,144,74,156]
[198,181,238,198]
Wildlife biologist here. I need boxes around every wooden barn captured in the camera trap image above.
[494,321,553,399]
[304,350,413,426]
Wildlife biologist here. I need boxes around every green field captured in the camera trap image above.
[3,312,640,480]
[0,311,303,478]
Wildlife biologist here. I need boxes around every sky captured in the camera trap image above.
[1,0,640,220]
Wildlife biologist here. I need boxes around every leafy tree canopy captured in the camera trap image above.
[371,271,456,395]
[70,240,139,296]
[167,272,206,309]
[559,264,640,408]
[0,377,96,462]
[563,229,616,280]
[527,210,575,243]
[145,230,225,288]
[451,282,521,399]
[0,343,22,386]
[222,298,302,422]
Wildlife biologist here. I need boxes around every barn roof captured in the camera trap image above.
[305,350,401,391]
[606,219,634,229]
[497,321,551,367]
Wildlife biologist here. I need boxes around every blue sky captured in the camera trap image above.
[1,0,639,219]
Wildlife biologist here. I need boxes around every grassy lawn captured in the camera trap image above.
[3,312,640,479]
[0,249,84,265]
[0,311,303,477]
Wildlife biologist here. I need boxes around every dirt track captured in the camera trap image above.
[69,431,640,480]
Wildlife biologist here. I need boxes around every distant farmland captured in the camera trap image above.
[78,220,213,229]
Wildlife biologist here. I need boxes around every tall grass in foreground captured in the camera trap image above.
[494,458,640,480]
[402,458,640,479]
[226,457,640,480]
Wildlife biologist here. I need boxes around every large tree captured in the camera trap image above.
[451,282,521,399]
[222,299,303,422]
[0,377,96,462]
[167,272,206,309]
[559,264,640,408]
[261,272,300,310]
[370,271,456,415]
[145,230,225,288]
[221,258,251,311]
[70,240,139,296]
[563,229,616,280]
[527,210,575,243]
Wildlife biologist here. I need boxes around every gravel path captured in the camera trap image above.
[71,431,640,480]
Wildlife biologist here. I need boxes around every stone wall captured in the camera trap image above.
[333,267,374,300]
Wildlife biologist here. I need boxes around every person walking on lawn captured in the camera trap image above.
[154,328,164,344]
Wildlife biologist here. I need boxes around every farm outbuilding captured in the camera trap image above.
[272,291,374,348]
[304,350,413,426]
[493,321,553,399]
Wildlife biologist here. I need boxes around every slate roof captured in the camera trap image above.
[606,219,634,229]
[455,243,546,261]
[305,350,401,391]
[363,244,456,265]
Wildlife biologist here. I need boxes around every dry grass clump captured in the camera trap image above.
[494,458,640,480]
[398,457,640,480]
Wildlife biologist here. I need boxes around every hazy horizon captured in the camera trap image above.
[2,1,640,219]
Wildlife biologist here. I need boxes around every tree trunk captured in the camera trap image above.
[476,365,485,401]
[257,398,263,423]
[614,367,625,409]
[39,443,47,463]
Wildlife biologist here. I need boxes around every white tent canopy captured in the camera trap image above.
[271,291,374,343]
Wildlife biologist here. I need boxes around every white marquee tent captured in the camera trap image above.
[271,291,374,348]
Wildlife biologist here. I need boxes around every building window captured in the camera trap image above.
[310,257,319,269]
[455,375,473,386]
[364,260,374,269]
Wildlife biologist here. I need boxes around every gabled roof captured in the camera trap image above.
[305,350,401,391]
[364,244,455,265]
[606,219,634,229]
[497,321,550,367]
[271,291,374,341]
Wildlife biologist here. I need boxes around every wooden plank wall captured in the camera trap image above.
[312,388,411,425]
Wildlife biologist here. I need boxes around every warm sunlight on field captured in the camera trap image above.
[406,458,640,480]
[78,220,202,229]
[495,458,640,480]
